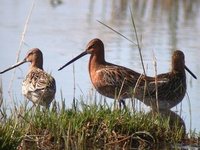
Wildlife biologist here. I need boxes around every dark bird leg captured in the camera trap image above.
[119,99,126,110]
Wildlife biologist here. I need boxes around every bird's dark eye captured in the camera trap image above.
[88,45,94,50]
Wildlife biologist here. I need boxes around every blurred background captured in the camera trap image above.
[0,0,200,132]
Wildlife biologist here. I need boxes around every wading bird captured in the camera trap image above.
[0,48,56,108]
[136,50,197,110]
[58,38,196,110]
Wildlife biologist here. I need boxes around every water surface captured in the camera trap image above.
[0,0,200,132]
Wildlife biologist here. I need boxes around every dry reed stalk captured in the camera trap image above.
[0,79,3,107]
[6,1,36,140]
[97,20,137,46]
[72,63,76,110]
[129,8,146,76]
[116,78,126,109]
[186,92,192,138]
[132,74,143,111]
[152,51,159,112]
[8,0,36,102]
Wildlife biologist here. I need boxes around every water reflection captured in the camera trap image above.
[50,0,62,7]
[130,109,186,149]
[150,109,186,136]
[149,110,186,150]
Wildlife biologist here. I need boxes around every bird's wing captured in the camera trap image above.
[23,68,56,92]
[95,65,141,89]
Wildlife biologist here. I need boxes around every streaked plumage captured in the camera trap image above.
[0,48,56,107]
[58,38,196,110]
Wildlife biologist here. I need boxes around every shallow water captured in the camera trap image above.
[0,0,200,133]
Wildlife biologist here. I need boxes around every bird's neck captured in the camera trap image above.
[172,61,185,74]
[89,54,105,74]
[30,61,43,70]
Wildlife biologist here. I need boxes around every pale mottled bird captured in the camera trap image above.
[0,48,56,107]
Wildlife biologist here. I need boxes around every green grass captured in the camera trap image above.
[0,82,199,149]
[0,98,195,150]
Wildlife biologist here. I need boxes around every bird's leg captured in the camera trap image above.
[119,99,126,110]
[27,101,37,113]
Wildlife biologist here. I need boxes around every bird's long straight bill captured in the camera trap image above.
[58,51,88,71]
[0,60,26,74]
[184,65,197,79]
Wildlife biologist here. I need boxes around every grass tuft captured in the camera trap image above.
[0,97,192,149]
